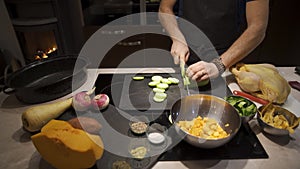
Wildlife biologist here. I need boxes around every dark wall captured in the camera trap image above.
[245,0,300,66]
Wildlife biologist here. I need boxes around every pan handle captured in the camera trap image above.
[233,90,269,105]
[2,85,15,94]
[2,64,15,94]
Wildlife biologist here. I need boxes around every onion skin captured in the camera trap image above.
[72,92,92,111]
[92,94,110,110]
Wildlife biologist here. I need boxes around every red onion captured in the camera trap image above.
[92,94,110,110]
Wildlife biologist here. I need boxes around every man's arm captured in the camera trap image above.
[220,0,269,68]
[186,0,269,81]
[159,0,190,64]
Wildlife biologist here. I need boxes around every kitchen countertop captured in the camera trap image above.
[0,67,299,169]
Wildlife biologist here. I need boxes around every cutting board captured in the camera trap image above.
[118,73,188,111]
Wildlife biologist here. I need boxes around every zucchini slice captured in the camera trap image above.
[132,76,144,80]
[153,97,165,103]
[153,92,167,102]
[154,92,167,99]
[148,81,160,87]
[168,77,180,84]
[161,78,172,84]
[153,88,165,93]
[156,83,169,89]
[151,75,163,82]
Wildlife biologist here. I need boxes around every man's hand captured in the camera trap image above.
[159,0,190,65]
[171,40,190,64]
[186,61,219,81]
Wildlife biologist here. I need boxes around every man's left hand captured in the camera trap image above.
[186,61,219,81]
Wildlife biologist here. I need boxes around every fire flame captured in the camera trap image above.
[34,46,57,60]
[46,47,57,54]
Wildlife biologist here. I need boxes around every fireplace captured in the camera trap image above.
[14,28,58,62]
[5,0,84,64]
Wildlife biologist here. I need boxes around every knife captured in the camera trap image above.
[180,61,190,96]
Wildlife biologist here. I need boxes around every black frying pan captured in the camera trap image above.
[3,56,88,104]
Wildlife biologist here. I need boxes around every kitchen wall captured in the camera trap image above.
[245,0,300,66]
[0,0,24,71]
[1,0,299,70]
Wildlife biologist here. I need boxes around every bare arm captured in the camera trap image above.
[159,0,190,64]
[221,0,269,68]
[187,0,269,81]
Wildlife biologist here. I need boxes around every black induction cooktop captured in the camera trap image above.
[92,73,268,161]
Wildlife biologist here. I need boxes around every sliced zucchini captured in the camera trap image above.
[153,92,167,102]
[151,75,163,82]
[153,88,165,93]
[168,77,180,84]
[183,76,190,86]
[132,76,144,80]
[148,81,160,87]
[153,96,165,103]
[161,78,172,84]
[156,83,169,89]
[180,63,186,77]
[154,92,167,99]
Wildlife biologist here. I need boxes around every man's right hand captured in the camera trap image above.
[170,39,190,64]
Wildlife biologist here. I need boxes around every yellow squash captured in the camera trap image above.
[31,120,104,169]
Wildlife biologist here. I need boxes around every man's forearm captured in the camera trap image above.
[159,2,186,44]
[220,0,269,68]
[220,24,266,68]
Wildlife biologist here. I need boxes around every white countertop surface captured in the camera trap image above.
[0,67,299,169]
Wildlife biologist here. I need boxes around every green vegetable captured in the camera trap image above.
[153,92,167,102]
[180,63,186,77]
[153,97,165,102]
[183,76,190,86]
[133,75,180,103]
[148,81,160,87]
[151,75,163,82]
[168,77,180,84]
[156,83,169,89]
[225,96,257,116]
[132,76,144,80]
[180,62,191,86]
[154,92,167,99]
[153,88,165,93]
[161,78,172,84]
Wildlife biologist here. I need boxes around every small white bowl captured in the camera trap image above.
[146,123,167,144]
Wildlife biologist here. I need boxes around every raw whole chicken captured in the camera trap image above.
[230,63,291,104]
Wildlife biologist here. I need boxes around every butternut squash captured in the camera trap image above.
[22,98,72,132]
[31,120,104,169]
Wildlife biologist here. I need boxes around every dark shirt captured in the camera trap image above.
[178,0,253,54]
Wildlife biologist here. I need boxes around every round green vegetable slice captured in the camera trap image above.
[132,76,144,80]
[148,81,160,87]
[156,83,169,89]
[161,78,172,84]
[154,92,167,99]
[151,75,163,82]
[168,77,180,84]
[153,96,165,103]
[153,88,165,93]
